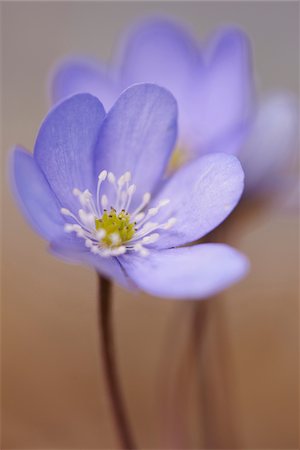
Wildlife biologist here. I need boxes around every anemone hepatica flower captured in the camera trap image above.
[240,93,299,199]
[11,84,248,299]
[51,18,254,166]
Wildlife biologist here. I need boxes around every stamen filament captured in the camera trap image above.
[61,170,175,258]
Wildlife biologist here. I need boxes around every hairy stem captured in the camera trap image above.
[97,274,137,449]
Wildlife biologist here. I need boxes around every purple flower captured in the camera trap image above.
[50,17,254,161]
[11,84,248,299]
[240,93,299,199]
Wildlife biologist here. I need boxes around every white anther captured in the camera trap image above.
[124,171,131,183]
[163,217,177,229]
[135,212,145,223]
[117,174,126,188]
[148,207,159,217]
[98,170,107,181]
[79,190,92,207]
[134,244,149,257]
[98,248,109,257]
[143,192,151,204]
[64,224,74,232]
[91,246,100,254]
[142,233,159,244]
[78,209,95,228]
[85,239,93,248]
[131,192,152,217]
[78,209,86,220]
[61,208,72,216]
[120,191,127,206]
[96,229,106,240]
[109,232,121,245]
[127,184,136,196]
[108,172,115,183]
[72,188,81,196]
[158,199,170,208]
[101,195,108,209]
[110,246,126,256]
[76,229,85,237]
[140,221,158,233]
[83,189,91,198]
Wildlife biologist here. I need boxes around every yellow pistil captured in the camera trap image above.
[95,207,135,247]
[168,145,190,173]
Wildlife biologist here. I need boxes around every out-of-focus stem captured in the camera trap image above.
[194,298,240,448]
[97,274,137,449]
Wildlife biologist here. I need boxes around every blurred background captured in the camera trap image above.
[1,1,299,449]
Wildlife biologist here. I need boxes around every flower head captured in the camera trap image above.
[11,84,248,299]
[61,170,176,258]
[50,17,299,205]
[240,93,299,200]
[50,17,254,160]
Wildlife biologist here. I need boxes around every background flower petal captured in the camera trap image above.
[34,94,105,213]
[149,153,244,249]
[187,27,254,154]
[50,57,118,110]
[121,244,249,299]
[240,93,299,196]
[11,146,64,240]
[117,17,199,108]
[95,83,177,204]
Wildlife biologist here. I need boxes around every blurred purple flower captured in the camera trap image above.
[240,93,299,199]
[11,84,248,299]
[50,17,299,205]
[50,18,254,161]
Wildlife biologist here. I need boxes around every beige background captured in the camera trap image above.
[1,1,299,449]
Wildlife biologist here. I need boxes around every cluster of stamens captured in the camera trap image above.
[60,170,176,257]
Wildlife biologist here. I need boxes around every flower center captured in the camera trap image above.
[60,170,176,257]
[95,207,135,247]
[168,145,187,172]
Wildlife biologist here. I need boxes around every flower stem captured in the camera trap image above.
[193,297,240,448]
[97,274,137,449]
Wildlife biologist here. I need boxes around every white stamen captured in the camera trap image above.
[134,243,149,257]
[62,170,175,258]
[143,192,151,204]
[109,232,121,245]
[61,208,72,216]
[134,212,145,223]
[124,184,136,210]
[96,229,106,240]
[110,246,126,256]
[148,207,159,217]
[101,195,108,209]
[85,239,93,248]
[64,224,75,232]
[98,170,107,182]
[117,175,125,188]
[78,209,95,228]
[131,192,151,217]
[124,171,131,183]
[72,188,81,196]
[108,172,115,184]
[158,199,170,207]
[142,233,159,244]
[127,184,136,196]
[96,171,108,214]
[78,190,92,207]
[76,229,85,237]
[163,217,177,229]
